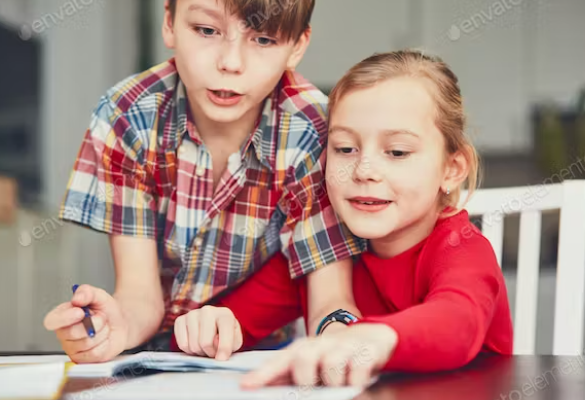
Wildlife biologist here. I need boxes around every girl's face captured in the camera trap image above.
[326,76,465,256]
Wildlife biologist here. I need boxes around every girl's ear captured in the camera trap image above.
[441,149,469,194]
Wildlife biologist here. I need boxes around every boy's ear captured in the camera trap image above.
[442,150,469,193]
[286,27,312,71]
[162,0,176,49]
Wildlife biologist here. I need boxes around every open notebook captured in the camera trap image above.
[67,350,281,377]
[63,370,366,400]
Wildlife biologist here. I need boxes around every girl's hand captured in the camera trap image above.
[240,323,398,388]
[174,306,243,361]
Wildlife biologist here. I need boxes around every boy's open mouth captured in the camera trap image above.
[207,89,244,106]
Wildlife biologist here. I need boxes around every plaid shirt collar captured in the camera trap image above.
[170,71,277,173]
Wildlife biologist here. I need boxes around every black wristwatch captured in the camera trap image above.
[316,309,359,335]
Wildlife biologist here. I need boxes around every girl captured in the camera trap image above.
[171,49,514,387]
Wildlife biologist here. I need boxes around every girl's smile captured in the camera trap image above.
[348,196,393,212]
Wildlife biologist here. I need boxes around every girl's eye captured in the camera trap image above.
[335,147,357,154]
[255,36,277,46]
[195,26,218,37]
[388,150,410,158]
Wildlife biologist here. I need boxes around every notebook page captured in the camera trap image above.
[139,350,280,370]
[0,363,67,399]
[67,353,139,377]
[68,350,282,377]
[0,354,72,365]
[63,370,365,400]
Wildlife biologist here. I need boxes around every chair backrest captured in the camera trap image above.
[460,179,585,356]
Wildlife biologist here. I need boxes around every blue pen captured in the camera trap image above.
[72,284,95,338]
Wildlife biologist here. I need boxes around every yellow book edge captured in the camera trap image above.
[53,361,76,400]
[0,361,74,400]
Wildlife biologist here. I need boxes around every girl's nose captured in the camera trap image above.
[353,156,382,182]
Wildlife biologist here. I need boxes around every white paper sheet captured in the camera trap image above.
[0,362,67,399]
[63,371,365,400]
[0,354,72,365]
[67,350,282,377]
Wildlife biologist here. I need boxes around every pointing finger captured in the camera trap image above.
[240,346,296,389]
[215,314,235,361]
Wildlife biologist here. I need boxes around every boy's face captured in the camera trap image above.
[162,0,311,125]
[326,77,460,242]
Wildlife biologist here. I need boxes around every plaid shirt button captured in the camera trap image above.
[193,237,203,248]
[228,153,239,166]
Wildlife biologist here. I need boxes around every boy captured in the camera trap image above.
[43,0,364,363]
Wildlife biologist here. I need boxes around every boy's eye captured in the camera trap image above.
[334,147,357,154]
[255,36,277,46]
[195,26,218,37]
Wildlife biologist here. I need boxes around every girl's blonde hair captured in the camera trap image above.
[328,49,481,212]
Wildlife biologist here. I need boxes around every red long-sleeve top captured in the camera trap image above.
[170,210,514,372]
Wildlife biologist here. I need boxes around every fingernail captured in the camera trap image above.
[239,378,253,388]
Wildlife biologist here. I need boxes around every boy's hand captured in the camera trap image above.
[240,324,397,388]
[174,306,243,361]
[43,284,129,364]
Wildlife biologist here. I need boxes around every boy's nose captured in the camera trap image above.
[218,39,245,74]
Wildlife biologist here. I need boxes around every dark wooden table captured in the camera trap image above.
[354,354,585,400]
[3,353,585,399]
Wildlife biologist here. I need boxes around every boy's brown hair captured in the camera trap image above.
[168,0,315,42]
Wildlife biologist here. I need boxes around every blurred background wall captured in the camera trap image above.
[0,0,584,354]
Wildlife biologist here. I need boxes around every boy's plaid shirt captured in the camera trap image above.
[59,58,364,337]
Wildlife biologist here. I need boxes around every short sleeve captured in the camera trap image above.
[58,96,158,238]
[279,131,365,279]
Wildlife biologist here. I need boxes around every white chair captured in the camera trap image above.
[460,179,585,356]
